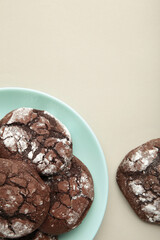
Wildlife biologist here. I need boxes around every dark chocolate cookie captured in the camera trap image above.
[0,230,58,240]
[0,108,72,175]
[0,158,50,238]
[116,138,160,224]
[39,156,94,235]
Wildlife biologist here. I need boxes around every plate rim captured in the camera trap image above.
[0,87,109,239]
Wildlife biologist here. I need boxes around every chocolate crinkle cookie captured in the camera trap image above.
[0,108,72,176]
[39,156,94,235]
[0,229,58,240]
[0,158,50,238]
[116,138,160,224]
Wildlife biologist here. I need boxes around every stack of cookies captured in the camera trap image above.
[0,108,94,240]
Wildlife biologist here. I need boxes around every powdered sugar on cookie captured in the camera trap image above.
[7,108,34,124]
[122,146,158,172]
[0,126,30,153]
[129,180,145,196]
[142,199,160,222]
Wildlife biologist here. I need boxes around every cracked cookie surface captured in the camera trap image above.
[39,156,94,235]
[0,158,50,238]
[0,108,72,176]
[116,138,160,224]
[0,230,58,240]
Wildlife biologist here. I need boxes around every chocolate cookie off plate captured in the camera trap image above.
[0,87,108,240]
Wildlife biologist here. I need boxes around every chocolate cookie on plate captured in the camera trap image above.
[40,156,94,235]
[116,138,160,224]
[0,158,50,238]
[0,108,72,175]
[0,230,57,240]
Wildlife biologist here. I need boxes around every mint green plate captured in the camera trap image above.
[0,88,108,240]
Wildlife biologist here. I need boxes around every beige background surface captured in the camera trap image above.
[0,1,160,239]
